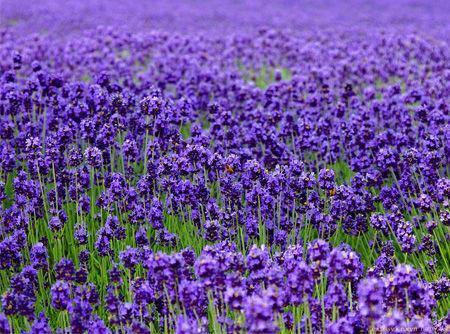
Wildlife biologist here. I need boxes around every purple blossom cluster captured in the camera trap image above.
[1,0,450,333]
[8,241,447,333]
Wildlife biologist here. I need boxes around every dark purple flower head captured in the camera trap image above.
[95,228,111,257]
[432,277,450,300]
[135,226,149,247]
[88,316,111,334]
[419,235,436,256]
[181,247,196,267]
[246,245,270,272]
[368,253,394,277]
[326,316,354,334]
[0,181,6,201]
[68,147,83,167]
[175,314,201,334]
[51,280,71,310]
[426,220,438,233]
[375,309,406,333]
[132,278,154,307]
[325,281,348,315]
[358,278,385,322]
[224,285,245,311]
[84,147,103,168]
[68,296,93,333]
[394,220,416,253]
[286,260,314,304]
[49,216,64,232]
[128,321,151,334]
[178,279,207,316]
[122,139,139,162]
[0,235,22,269]
[307,239,330,277]
[327,247,363,283]
[75,268,88,284]
[119,247,139,271]
[416,193,434,212]
[30,242,48,270]
[155,228,177,247]
[441,211,450,227]
[194,253,220,286]
[108,264,122,284]
[318,168,336,192]
[55,258,75,281]
[30,312,51,334]
[203,219,222,242]
[244,294,278,334]
[1,291,16,316]
[74,223,88,245]
[370,213,390,235]
[79,249,91,266]
[0,313,10,334]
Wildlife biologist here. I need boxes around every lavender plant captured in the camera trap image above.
[0,1,449,333]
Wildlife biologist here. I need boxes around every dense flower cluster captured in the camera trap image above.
[0,1,450,333]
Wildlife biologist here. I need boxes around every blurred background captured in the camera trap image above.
[1,0,450,41]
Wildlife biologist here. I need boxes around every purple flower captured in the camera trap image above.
[132,278,154,307]
[326,316,354,334]
[244,294,278,334]
[122,139,139,162]
[84,147,103,168]
[95,228,111,256]
[246,245,270,272]
[224,285,245,311]
[178,279,207,316]
[68,296,93,333]
[318,168,336,192]
[175,314,200,334]
[286,260,314,305]
[30,312,51,334]
[74,223,88,245]
[325,282,348,315]
[358,278,385,322]
[327,247,363,283]
[135,226,149,247]
[48,216,64,232]
[203,219,222,242]
[55,258,75,281]
[108,265,122,285]
[375,309,406,334]
[119,247,139,272]
[51,280,71,310]
[88,316,111,334]
[79,249,91,266]
[0,313,10,334]
[370,213,390,235]
[30,242,48,270]
[307,239,330,277]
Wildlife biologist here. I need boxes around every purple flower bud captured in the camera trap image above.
[175,315,200,334]
[244,294,278,334]
[30,242,48,270]
[358,278,385,322]
[0,313,10,334]
[88,316,111,334]
[51,280,71,310]
[55,258,75,281]
[49,216,64,232]
[84,147,103,168]
[30,312,51,334]
[74,223,88,245]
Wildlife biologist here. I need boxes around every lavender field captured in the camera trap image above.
[0,1,449,333]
